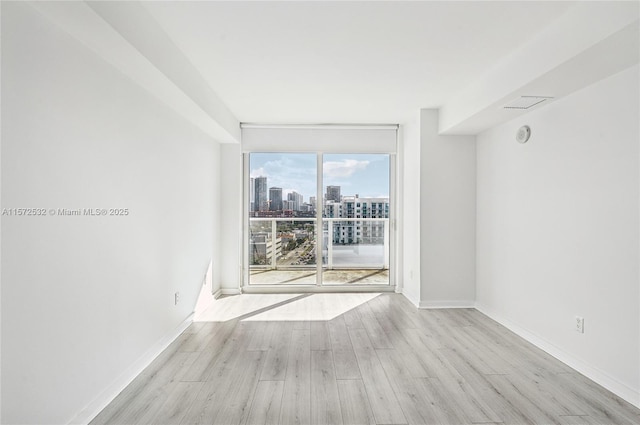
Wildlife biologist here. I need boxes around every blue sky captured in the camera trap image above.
[250,153,389,202]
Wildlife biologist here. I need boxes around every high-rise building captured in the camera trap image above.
[269,187,283,211]
[309,196,316,211]
[326,185,341,202]
[287,191,303,211]
[249,177,255,211]
[254,177,268,211]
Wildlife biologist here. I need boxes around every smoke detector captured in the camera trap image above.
[504,96,554,110]
[516,125,531,144]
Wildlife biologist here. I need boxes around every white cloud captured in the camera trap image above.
[250,167,267,178]
[323,160,369,178]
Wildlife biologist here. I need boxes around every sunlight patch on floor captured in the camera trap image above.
[194,292,381,322]
[242,293,381,322]
[194,293,301,322]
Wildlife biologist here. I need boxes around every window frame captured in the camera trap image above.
[242,149,396,292]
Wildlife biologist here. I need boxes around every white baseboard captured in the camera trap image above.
[419,300,476,309]
[221,288,242,296]
[68,313,194,425]
[401,292,420,308]
[475,303,640,409]
[213,288,223,299]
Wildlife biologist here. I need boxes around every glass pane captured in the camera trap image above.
[322,154,390,285]
[248,153,317,285]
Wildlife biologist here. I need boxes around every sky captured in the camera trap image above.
[250,153,389,202]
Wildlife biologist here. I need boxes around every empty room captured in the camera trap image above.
[1,1,639,424]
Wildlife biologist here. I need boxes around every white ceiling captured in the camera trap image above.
[35,1,638,140]
[141,1,575,124]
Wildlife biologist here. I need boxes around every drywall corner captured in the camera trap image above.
[399,116,421,305]
[419,109,476,306]
[220,143,243,292]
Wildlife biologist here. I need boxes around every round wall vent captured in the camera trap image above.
[516,125,531,144]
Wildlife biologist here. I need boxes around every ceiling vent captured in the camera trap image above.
[503,96,554,110]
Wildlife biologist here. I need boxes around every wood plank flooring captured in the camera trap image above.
[91,294,640,425]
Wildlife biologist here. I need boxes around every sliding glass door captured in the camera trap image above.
[322,154,390,285]
[248,153,318,285]
[246,152,391,288]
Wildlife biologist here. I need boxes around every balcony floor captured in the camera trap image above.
[249,268,389,285]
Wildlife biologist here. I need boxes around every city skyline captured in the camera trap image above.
[249,153,390,202]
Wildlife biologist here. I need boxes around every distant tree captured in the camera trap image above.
[286,240,297,251]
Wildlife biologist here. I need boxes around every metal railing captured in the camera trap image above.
[249,217,389,270]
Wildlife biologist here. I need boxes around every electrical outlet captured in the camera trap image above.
[575,316,584,333]
[174,292,180,305]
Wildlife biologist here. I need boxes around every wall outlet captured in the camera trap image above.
[174,292,180,305]
[575,316,584,333]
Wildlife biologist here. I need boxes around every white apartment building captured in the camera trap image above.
[248,233,282,266]
[325,195,389,244]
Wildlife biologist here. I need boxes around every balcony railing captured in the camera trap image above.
[249,217,389,271]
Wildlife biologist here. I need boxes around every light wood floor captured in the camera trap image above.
[91,294,640,425]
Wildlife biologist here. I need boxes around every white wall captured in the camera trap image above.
[1,3,219,424]
[220,144,243,294]
[476,65,640,406]
[420,110,476,307]
[399,116,421,306]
